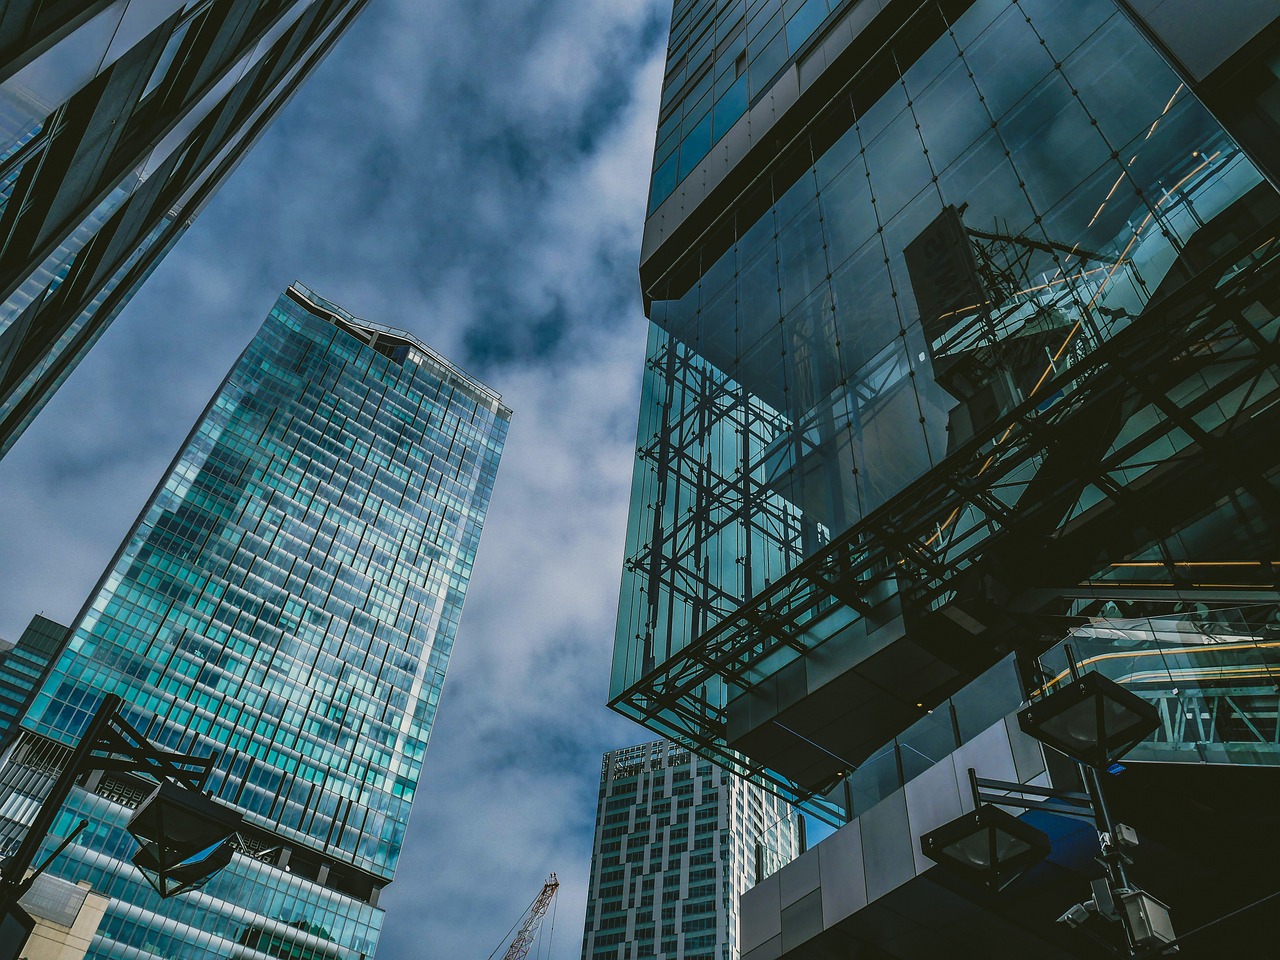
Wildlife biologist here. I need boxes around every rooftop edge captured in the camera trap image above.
[287,282,510,414]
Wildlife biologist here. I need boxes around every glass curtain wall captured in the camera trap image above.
[0,287,510,959]
[652,0,851,213]
[0,0,372,458]
[615,0,1278,770]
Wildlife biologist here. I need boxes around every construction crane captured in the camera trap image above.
[491,874,559,960]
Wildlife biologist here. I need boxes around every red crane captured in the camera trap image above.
[500,875,559,960]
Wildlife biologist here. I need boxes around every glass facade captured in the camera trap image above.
[651,0,851,213]
[0,0,372,459]
[614,0,1280,814]
[0,285,511,959]
[581,741,798,960]
[0,614,68,749]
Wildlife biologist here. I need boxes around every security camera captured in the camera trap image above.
[1058,902,1093,928]
[1114,823,1139,849]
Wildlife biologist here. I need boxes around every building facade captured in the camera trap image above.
[0,0,372,459]
[0,284,510,959]
[613,0,1280,956]
[581,741,799,960]
[0,614,68,748]
[18,874,111,960]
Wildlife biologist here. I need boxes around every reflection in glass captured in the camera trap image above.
[616,0,1279,815]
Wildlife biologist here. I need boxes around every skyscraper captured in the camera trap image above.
[581,741,798,960]
[0,283,510,959]
[0,614,69,748]
[0,0,372,458]
[613,0,1280,955]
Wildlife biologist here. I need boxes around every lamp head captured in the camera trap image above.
[1018,672,1159,768]
[921,804,1051,892]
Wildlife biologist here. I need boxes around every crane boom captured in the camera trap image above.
[502,875,559,960]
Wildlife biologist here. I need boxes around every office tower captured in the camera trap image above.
[581,741,799,960]
[0,0,372,458]
[0,284,510,959]
[613,0,1280,956]
[0,614,68,748]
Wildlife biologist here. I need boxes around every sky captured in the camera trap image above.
[0,2,675,958]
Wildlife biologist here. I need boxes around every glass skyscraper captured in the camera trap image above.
[0,614,68,749]
[613,0,1280,955]
[581,741,799,960]
[0,0,372,459]
[0,284,511,959]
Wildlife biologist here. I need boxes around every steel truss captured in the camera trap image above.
[627,334,811,671]
[1142,687,1280,753]
[613,226,1280,814]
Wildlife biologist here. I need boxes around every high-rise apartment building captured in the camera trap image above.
[613,0,1280,956]
[0,0,372,458]
[0,614,68,748]
[0,284,510,959]
[581,741,799,960]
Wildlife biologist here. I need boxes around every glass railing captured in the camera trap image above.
[1035,604,1280,766]
[784,603,1280,842]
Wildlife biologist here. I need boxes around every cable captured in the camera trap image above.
[1134,888,1280,958]
[484,891,537,960]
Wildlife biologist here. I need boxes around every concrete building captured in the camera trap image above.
[18,875,109,960]
[581,741,800,960]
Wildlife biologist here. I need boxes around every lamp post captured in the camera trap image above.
[922,648,1173,955]
[1016,647,1172,954]
[0,694,241,958]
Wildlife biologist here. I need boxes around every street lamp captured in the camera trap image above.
[132,839,236,899]
[920,803,1051,891]
[127,781,244,897]
[0,694,241,959]
[919,645,1179,956]
[1018,647,1170,954]
[1017,671,1160,769]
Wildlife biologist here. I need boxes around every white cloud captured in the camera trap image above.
[0,2,671,960]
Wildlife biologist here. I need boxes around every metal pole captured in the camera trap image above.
[1062,647,1131,889]
[0,694,120,901]
[1083,765,1131,891]
[28,820,88,882]
[1064,644,1082,683]
[1063,642,1134,946]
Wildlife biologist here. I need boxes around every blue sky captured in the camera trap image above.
[0,2,672,958]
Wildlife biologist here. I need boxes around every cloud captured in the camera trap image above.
[0,1,671,960]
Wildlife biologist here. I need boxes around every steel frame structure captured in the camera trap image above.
[627,333,811,674]
[613,220,1280,817]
